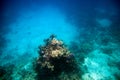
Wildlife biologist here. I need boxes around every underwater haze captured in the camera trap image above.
[0,0,120,80]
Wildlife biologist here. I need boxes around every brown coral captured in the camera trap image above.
[35,35,77,80]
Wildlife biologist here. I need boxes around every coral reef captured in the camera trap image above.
[35,35,78,80]
[0,65,14,80]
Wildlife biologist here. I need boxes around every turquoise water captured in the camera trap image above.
[0,0,120,80]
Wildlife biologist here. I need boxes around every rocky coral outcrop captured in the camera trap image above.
[35,35,77,80]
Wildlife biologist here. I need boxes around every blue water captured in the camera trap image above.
[0,0,120,80]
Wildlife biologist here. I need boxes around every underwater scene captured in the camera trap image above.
[0,0,120,80]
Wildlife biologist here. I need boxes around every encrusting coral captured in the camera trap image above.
[35,34,78,80]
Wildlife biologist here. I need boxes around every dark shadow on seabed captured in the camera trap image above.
[0,0,21,54]
[109,0,120,44]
